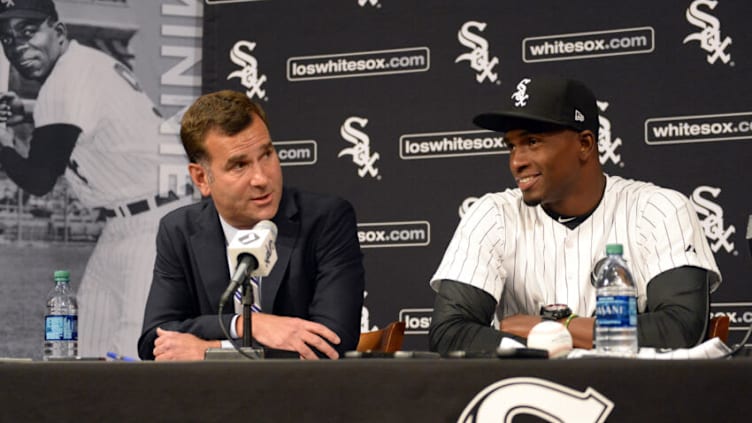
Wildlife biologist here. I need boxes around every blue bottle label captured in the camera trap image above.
[595,295,637,327]
[45,315,78,341]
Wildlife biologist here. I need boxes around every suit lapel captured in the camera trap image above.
[261,188,299,312]
[190,199,231,312]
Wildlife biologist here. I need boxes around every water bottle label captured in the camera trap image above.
[45,315,78,341]
[595,295,637,327]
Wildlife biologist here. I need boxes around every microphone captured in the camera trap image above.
[219,220,278,306]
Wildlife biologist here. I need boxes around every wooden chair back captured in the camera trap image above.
[356,321,406,353]
[707,315,730,343]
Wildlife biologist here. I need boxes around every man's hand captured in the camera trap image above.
[153,327,220,361]
[500,314,543,339]
[240,313,341,360]
[0,92,27,126]
[501,314,594,349]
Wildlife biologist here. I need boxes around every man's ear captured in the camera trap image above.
[52,21,67,43]
[188,163,212,197]
[578,130,598,161]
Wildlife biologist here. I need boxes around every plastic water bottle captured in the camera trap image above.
[43,270,78,360]
[594,244,638,356]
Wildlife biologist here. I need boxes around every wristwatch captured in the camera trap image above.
[540,304,572,321]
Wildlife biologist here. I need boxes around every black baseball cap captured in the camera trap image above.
[473,76,598,135]
[0,0,57,20]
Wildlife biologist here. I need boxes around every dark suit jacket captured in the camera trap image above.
[137,187,365,359]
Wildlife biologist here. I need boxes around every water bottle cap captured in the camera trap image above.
[53,270,70,282]
[605,244,623,255]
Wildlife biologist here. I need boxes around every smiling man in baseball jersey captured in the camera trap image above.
[429,76,721,354]
[0,0,188,358]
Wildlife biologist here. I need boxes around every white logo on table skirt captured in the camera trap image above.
[459,377,614,423]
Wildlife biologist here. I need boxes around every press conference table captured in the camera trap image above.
[1,357,748,422]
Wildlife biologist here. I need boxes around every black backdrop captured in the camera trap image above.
[202,0,752,350]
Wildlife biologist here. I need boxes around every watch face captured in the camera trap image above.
[540,304,572,320]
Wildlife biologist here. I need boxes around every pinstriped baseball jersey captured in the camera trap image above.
[30,40,189,358]
[33,41,185,207]
[430,174,721,323]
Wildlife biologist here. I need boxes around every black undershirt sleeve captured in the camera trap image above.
[0,124,80,196]
[430,266,709,353]
[429,279,524,355]
[638,266,709,348]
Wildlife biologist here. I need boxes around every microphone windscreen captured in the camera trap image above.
[255,220,278,238]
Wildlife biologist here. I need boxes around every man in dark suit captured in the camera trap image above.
[137,90,365,360]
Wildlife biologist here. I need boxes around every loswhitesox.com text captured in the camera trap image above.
[287,47,429,81]
[400,130,507,159]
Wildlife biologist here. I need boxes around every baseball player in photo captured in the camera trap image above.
[429,76,721,354]
[0,0,189,358]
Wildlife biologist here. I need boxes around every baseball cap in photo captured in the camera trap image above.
[0,0,57,20]
[473,76,598,135]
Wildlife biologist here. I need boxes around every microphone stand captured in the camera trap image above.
[234,277,264,359]
[241,279,254,348]
[205,272,265,360]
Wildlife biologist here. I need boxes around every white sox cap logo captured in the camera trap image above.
[512,78,531,107]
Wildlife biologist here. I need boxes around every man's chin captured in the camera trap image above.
[18,69,43,81]
[522,196,541,207]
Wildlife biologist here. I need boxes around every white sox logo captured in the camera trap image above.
[691,186,736,254]
[339,117,381,179]
[512,78,531,107]
[459,197,479,219]
[459,377,614,422]
[597,101,623,167]
[683,0,733,65]
[455,21,499,84]
[1,0,15,8]
[227,40,268,100]
[358,0,380,6]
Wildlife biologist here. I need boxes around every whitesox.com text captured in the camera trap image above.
[357,221,430,248]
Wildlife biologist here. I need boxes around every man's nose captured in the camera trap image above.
[249,166,269,186]
[509,147,529,172]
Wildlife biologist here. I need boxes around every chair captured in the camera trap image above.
[357,321,406,353]
[707,315,730,343]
